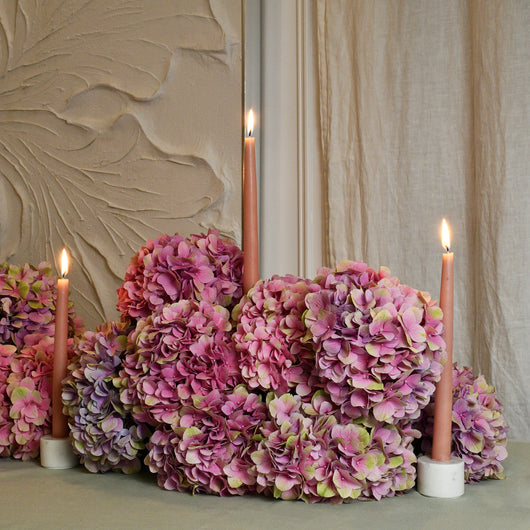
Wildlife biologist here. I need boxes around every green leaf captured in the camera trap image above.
[427,306,443,320]
[18,281,30,298]
[10,385,30,402]
[31,280,43,294]
[388,456,404,469]
[227,476,243,488]
[316,482,336,498]
[183,426,201,439]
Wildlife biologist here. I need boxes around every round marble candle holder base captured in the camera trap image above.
[40,435,78,469]
[416,455,465,498]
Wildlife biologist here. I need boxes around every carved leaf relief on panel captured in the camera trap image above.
[0,1,241,328]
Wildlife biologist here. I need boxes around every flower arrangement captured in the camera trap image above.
[0,262,82,460]
[416,364,508,483]
[62,321,150,473]
[2,233,508,502]
[116,230,243,321]
[65,239,508,501]
[99,254,450,502]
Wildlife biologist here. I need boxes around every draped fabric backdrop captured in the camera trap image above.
[315,0,529,440]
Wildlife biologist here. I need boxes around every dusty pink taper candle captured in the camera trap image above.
[431,219,454,462]
[52,248,69,439]
[243,109,259,292]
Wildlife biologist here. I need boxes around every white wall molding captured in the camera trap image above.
[245,0,322,280]
[296,0,323,278]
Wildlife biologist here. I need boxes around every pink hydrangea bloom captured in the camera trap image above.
[233,275,321,395]
[146,386,267,495]
[0,261,83,461]
[10,337,55,396]
[0,337,75,460]
[252,393,418,503]
[8,377,50,449]
[0,262,83,349]
[122,300,241,426]
[0,344,17,457]
[416,363,508,483]
[304,261,446,426]
[117,230,243,320]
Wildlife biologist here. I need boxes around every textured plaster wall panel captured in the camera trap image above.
[0,0,243,329]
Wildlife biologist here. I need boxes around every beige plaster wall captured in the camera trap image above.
[0,0,243,329]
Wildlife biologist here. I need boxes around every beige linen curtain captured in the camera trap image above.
[315,0,529,440]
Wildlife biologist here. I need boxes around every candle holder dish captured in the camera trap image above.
[416,455,465,497]
[40,435,78,469]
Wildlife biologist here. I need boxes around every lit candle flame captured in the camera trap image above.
[60,248,69,277]
[247,109,254,137]
[441,219,451,252]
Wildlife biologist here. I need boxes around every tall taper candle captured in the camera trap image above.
[243,109,259,292]
[431,219,454,461]
[52,248,69,439]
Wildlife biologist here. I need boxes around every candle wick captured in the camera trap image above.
[445,245,451,253]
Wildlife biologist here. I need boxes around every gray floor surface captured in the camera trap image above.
[1,440,528,529]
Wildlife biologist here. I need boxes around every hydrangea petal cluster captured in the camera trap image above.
[117,230,243,321]
[0,345,14,456]
[252,393,418,503]
[146,386,267,495]
[62,321,150,473]
[0,262,83,349]
[304,261,446,425]
[0,337,73,460]
[233,275,321,395]
[416,363,508,483]
[122,300,241,426]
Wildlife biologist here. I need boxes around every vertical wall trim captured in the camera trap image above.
[296,0,323,278]
[296,0,307,277]
[245,0,322,280]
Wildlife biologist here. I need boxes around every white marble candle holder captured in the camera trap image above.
[417,454,465,498]
[40,435,78,469]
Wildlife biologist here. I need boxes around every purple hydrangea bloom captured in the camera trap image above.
[146,386,267,495]
[303,261,446,426]
[62,321,150,473]
[117,230,243,321]
[233,275,321,396]
[122,300,241,426]
[416,363,508,483]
